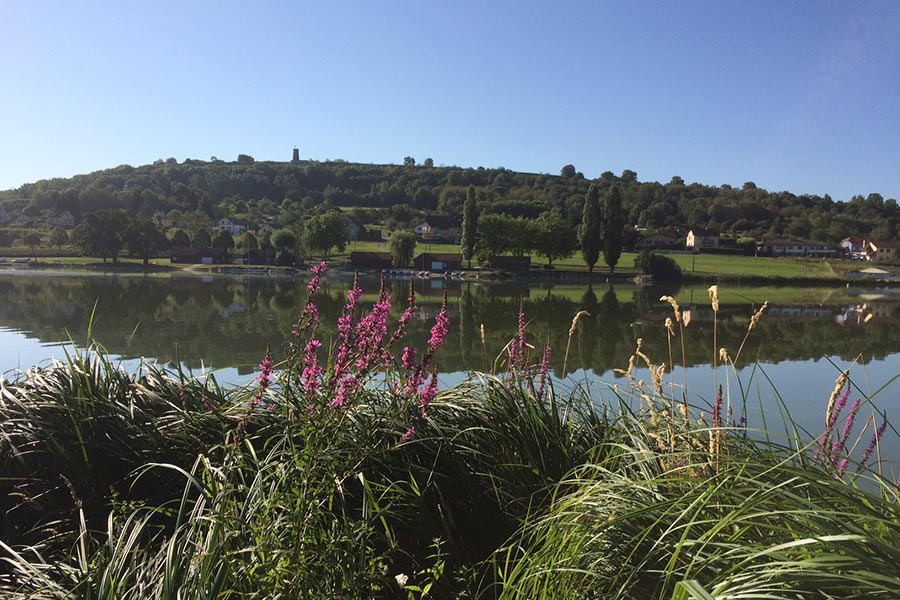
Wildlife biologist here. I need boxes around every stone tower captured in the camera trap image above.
[291,148,300,164]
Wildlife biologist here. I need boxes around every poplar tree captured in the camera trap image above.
[603,185,625,272]
[580,183,602,273]
[461,185,478,268]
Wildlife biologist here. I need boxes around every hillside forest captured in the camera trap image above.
[1,155,897,258]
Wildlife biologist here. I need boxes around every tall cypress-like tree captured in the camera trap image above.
[580,183,602,273]
[602,185,625,272]
[461,185,478,268]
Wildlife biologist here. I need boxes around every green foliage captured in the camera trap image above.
[534,208,576,266]
[23,231,41,251]
[302,211,348,259]
[49,226,68,250]
[461,185,478,267]
[212,228,235,251]
[192,228,212,248]
[270,228,298,252]
[580,183,601,272]
[71,209,129,262]
[388,229,417,268]
[603,185,625,272]
[634,250,682,281]
[169,228,190,247]
[236,153,255,164]
[125,220,169,265]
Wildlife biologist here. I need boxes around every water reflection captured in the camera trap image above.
[1,272,899,379]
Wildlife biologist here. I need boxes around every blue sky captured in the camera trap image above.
[2,1,898,201]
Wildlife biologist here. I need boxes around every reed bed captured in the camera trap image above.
[0,266,898,599]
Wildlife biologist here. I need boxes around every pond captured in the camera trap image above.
[2,270,899,463]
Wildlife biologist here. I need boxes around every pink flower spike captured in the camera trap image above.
[402,427,416,441]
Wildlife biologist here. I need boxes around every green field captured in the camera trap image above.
[346,241,855,281]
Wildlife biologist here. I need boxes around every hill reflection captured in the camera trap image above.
[1,272,897,377]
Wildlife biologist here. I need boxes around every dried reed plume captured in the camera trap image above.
[562,310,590,376]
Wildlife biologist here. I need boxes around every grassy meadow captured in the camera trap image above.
[1,269,899,599]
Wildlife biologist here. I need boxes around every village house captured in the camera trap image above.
[756,238,837,258]
[47,210,76,228]
[414,216,462,243]
[350,251,393,270]
[839,236,871,259]
[685,228,719,252]
[636,232,682,251]
[170,246,229,265]
[868,240,900,265]
[214,217,247,237]
[413,252,462,273]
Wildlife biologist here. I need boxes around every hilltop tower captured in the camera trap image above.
[291,148,300,164]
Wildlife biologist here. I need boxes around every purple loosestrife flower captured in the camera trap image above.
[836,458,850,479]
[402,427,416,441]
[861,419,888,465]
[712,391,722,429]
[331,280,363,385]
[418,372,438,413]
[254,345,274,407]
[308,261,326,293]
[301,339,323,394]
[401,346,417,370]
[537,342,552,398]
[509,304,529,374]
[831,398,862,463]
[428,298,450,352]
[354,287,391,370]
[828,388,851,429]
[329,375,358,409]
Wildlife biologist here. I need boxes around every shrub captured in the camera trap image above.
[634,249,682,281]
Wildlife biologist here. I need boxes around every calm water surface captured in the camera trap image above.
[2,270,899,464]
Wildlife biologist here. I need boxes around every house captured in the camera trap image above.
[254,223,277,237]
[414,216,462,243]
[868,240,900,265]
[756,238,837,258]
[47,210,76,228]
[489,255,531,271]
[350,251,393,270]
[413,252,462,273]
[636,232,681,251]
[215,217,247,237]
[840,236,871,258]
[170,246,229,265]
[685,228,719,251]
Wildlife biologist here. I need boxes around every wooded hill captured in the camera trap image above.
[1,155,897,243]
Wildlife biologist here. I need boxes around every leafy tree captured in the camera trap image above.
[125,220,170,265]
[23,232,41,251]
[403,156,416,167]
[193,229,213,248]
[242,231,259,252]
[237,154,255,164]
[71,209,129,262]
[423,158,434,168]
[301,211,348,259]
[561,164,577,178]
[602,185,625,272]
[212,229,235,252]
[170,228,191,247]
[271,229,298,253]
[388,230,417,268]
[49,227,68,250]
[534,208,576,266]
[461,185,478,268]
[580,183,602,272]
